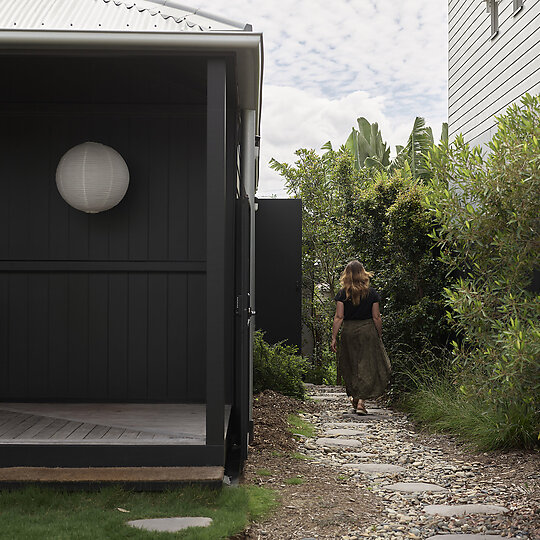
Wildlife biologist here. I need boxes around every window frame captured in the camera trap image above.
[488,0,499,39]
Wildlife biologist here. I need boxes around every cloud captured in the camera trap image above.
[196,0,447,98]
[193,0,448,195]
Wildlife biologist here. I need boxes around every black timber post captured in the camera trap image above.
[206,58,226,447]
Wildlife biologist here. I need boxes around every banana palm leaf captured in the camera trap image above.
[389,116,434,182]
[345,117,390,170]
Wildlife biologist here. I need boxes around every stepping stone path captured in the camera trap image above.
[297,386,530,539]
[127,517,212,532]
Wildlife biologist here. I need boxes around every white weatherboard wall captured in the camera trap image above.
[448,0,540,147]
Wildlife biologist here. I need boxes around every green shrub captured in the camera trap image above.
[426,93,540,446]
[305,342,337,385]
[253,330,307,399]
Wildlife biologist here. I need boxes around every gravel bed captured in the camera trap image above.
[294,385,539,540]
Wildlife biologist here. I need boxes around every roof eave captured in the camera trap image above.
[0,29,263,117]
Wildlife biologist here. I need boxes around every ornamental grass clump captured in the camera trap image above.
[425,93,540,449]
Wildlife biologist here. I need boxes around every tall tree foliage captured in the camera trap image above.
[270,138,451,386]
[427,93,540,444]
[268,96,538,448]
[270,148,362,381]
[350,170,451,394]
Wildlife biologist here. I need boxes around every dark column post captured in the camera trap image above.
[206,58,226,447]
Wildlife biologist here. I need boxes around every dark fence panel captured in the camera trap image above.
[255,199,302,349]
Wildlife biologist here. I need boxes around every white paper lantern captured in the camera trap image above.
[56,142,129,213]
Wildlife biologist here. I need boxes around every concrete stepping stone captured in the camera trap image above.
[348,451,376,458]
[365,409,392,415]
[426,534,517,540]
[344,463,405,474]
[324,422,369,429]
[127,517,212,532]
[311,394,346,401]
[341,411,388,420]
[316,437,363,448]
[341,412,378,420]
[424,504,509,516]
[383,481,448,492]
[324,428,366,436]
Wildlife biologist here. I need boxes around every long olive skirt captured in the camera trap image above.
[338,319,391,400]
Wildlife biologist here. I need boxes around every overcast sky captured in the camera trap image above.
[197,0,448,197]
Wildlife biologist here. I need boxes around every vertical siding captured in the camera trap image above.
[0,106,207,402]
[448,0,540,146]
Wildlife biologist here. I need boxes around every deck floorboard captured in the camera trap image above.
[0,404,231,446]
[0,413,28,436]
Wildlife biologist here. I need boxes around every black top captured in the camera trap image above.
[334,287,381,320]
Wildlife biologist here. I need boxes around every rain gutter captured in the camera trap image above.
[0,29,260,50]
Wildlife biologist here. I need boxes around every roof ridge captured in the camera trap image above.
[127,0,251,31]
[102,0,203,29]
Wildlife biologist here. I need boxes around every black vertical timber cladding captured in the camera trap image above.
[225,58,237,405]
[255,199,302,349]
[28,275,49,397]
[206,59,227,446]
[108,274,129,400]
[0,55,211,403]
[68,274,89,399]
[88,274,109,400]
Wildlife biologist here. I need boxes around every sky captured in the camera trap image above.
[196,0,449,197]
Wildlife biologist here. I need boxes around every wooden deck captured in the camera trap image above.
[0,403,231,446]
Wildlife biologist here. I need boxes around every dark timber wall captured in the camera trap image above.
[0,55,235,402]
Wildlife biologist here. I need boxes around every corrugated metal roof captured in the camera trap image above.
[0,0,250,32]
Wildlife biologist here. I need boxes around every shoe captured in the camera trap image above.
[356,404,368,415]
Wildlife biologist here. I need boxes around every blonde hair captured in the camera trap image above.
[339,260,373,306]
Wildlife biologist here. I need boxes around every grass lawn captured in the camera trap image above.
[0,485,277,540]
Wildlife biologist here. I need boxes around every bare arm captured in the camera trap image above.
[372,302,382,338]
[331,301,344,352]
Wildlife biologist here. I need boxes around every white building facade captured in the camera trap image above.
[448,0,540,147]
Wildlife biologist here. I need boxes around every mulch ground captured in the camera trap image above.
[235,390,382,539]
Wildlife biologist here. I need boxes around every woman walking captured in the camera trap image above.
[331,260,391,414]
